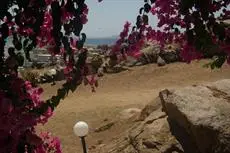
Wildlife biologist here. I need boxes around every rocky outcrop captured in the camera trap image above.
[92,79,230,153]
[139,45,160,64]
[93,107,182,153]
[160,79,230,153]
[125,56,139,67]
[138,43,181,66]
[160,44,180,63]
[138,97,162,121]
[160,49,179,64]
[86,53,104,74]
[119,108,141,120]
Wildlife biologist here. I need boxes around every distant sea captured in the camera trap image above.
[85,37,117,46]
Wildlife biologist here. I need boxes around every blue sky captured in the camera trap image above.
[82,0,158,38]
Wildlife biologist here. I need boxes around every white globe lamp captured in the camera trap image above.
[73,121,89,137]
[73,121,89,153]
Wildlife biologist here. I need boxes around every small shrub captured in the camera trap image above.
[20,70,40,86]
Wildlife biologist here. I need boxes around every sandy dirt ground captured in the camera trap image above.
[39,60,230,153]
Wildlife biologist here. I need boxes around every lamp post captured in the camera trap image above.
[73,121,89,153]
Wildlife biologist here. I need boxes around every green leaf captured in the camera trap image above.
[142,15,149,25]
[51,96,60,108]
[57,88,66,100]
[144,3,151,13]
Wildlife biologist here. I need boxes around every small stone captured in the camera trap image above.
[97,144,106,149]
[97,139,103,145]
[135,62,143,66]
[89,145,96,150]
[157,56,166,66]
[94,122,115,133]
[119,108,141,120]
[97,67,104,77]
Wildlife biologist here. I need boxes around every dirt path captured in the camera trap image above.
[39,60,230,153]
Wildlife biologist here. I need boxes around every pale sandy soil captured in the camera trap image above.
[39,60,230,153]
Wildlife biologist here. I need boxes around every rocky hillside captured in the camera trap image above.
[93,79,230,153]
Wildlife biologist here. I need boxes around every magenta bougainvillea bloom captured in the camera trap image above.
[0,0,230,152]
[0,0,92,152]
[112,0,230,66]
[80,14,88,24]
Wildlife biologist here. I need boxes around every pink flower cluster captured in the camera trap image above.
[118,0,230,63]
[112,22,148,60]
[38,12,54,48]
[84,75,98,92]
[0,76,60,152]
[112,21,131,53]
[180,43,203,63]
[35,132,61,153]
[148,0,230,62]
[61,8,74,23]
[127,38,145,58]
[0,0,92,152]
[81,4,89,24]
[120,22,131,39]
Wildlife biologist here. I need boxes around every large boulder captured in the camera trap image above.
[138,97,162,121]
[93,108,183,153]
[92,79,230,153]
[160,79,230,153]
[93,98,183,153]
[139,43,181,65]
